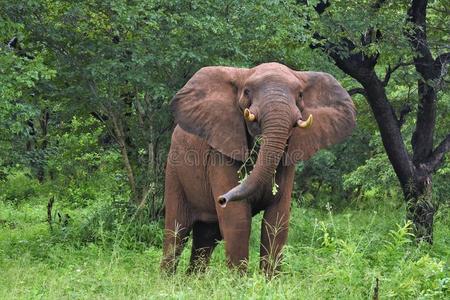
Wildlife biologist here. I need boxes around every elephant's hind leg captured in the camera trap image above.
[160,170,192,274]
[187,221,222,273]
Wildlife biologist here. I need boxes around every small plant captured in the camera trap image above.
[384,220,414,252]
[260,214,288,278]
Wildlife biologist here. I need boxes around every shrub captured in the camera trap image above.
[0,170,40,204]
[77,200,164,249]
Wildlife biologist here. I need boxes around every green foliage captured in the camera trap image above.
[44,115,127,208]
[2,0,447,212]
[77,201,164,249]
[343,153,398,198]
[0,15,56,171]
[0,170,40,204]
[0,0,311,212]
[0,200,448,299]
[237,136,262,184]
[294,127,374,208]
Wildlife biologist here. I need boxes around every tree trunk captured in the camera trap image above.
[109,111,139,205]
[406,196,435,244]
[37,109,49,182]
[361,76,436,241]
[360,73,437,242]
[404,171,435,243]
[26,109,49,183]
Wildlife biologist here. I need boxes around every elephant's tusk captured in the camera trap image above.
[297,114,313,128]
[244,108,256,122]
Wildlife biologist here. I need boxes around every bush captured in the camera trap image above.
[77,200,164,249]
[0,170,40,204]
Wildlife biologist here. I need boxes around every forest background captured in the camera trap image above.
[1,0,449,298]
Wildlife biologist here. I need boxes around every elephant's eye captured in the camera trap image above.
[298,91,303,99]
[243,88,251,97]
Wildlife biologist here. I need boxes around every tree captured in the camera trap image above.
[0,15,56,182]
[301,0,449,242]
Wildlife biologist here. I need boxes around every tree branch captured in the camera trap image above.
[407,0,438,164]
[433,52,450,90]
[422,134,450,173]
[304,0,416,189]
[348,87,367,98]
[397,104,412,127]
[407,0,434,69]
[109,111,138,203]
[7,37,34,59]
[434,52,450,68]
[323,42,415,189]
[383,61,414,86]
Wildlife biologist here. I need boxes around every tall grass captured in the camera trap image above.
[0,199,448,299]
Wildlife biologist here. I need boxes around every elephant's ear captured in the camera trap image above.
[286,71,356,164]
[171,66,251,161]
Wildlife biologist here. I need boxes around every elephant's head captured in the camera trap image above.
[171,63,356,207]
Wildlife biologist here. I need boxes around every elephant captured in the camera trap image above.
[161,62,356,275]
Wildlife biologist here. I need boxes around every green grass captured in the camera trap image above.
[0,200,449,299]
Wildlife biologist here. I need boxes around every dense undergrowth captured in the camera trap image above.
[0,197,448,299]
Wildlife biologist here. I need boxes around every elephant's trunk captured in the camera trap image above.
[218,102,292,207]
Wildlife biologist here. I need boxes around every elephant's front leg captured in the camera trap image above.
[260,165,294,277]
[217,201,251,271]
[209,158,251,272]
